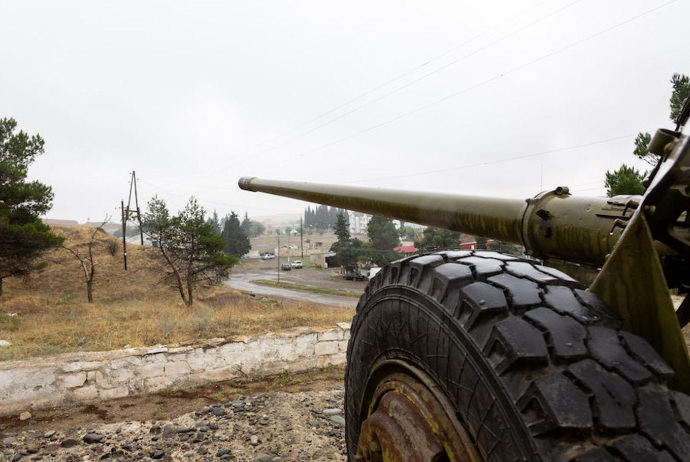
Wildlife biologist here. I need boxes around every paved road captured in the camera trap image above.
[224,271,359,308]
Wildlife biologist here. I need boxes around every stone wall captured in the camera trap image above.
[0,323,351,416]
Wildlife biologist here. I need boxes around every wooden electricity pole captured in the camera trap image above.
[276,236,280,282]
[120,171,145,270]
[121,200,128,270]
[300,217,304,260]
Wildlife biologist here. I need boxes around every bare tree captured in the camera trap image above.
[63,217,109,303]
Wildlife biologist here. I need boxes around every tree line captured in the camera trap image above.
[304,205,348,230]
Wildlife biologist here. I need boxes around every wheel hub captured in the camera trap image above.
[355,363,481,462]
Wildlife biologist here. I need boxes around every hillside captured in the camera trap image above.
[5,226,168,302]
[0,226,354,360]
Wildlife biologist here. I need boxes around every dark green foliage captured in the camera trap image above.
[475,236,489,250]
[414,227,460,251]
[330,211,354,267]
[334,212,350,242]
[605,164,645,197]
[0,118,62,295]
[240,212,251,237]
[142,196,237,306]
[337,238,365,271]
[367,216,401,266]
[222,211,251,258]
[207,210,221,236]
[633,132,653,166]
[304,205,347,229]
[670,73,690,122]
[631,74,689,167]
[249,221,266,237]
[489,240,522,256]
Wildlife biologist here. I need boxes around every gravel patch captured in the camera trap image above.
[0,389,348,461]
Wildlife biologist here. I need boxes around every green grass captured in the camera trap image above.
[250,279,362,298]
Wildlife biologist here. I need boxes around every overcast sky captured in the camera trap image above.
[2,0,688,223]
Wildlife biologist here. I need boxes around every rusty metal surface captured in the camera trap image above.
[356,364,480,462]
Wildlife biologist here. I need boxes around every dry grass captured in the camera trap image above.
[0,227,354,361]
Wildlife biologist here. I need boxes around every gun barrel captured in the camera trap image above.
[239,176,629,267]
[239,177,526,244]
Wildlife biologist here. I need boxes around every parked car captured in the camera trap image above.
[281,263,292,271]
[261,253,275,260]
[291,260,303,269]
[344,271,366,281]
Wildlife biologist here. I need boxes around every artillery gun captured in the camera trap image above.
[238,100,690,461]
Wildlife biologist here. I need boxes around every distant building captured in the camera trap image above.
[310,251,336,269]
[348,212,370,235]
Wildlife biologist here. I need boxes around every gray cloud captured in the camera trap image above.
[1,0,687,222]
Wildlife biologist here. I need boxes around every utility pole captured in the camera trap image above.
[120,171,145,270]
[121,200,127,270]
[276,235,280,283]
[300,216,304,260]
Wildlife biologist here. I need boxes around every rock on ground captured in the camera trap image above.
[0,388,347,461]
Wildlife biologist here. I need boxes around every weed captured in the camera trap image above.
[0,310,21,332]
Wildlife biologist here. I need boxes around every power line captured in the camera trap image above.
[347,134,632,184]
[267,0,677,166]
[233,0,585,173]
[161,0,557,190]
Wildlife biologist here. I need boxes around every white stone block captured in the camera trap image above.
[62,361,103,373]
[145,376,172,392]
[317,355,331,368]
[145,347,168,355]
[142,353,167,364]
[186,349,206,372]
[336,322,352,330]
[110,357,141,370]
[165,362,191,377]
[338,341,348,352]
[72,385,98,400]
[329,353,347,366]
[63,372,87,388]
[296,333,318,344]
[315,341,339,356]
[112,368,135,383]
[100,386,129,399]
[318,329,343,341]
[141,363,165,379]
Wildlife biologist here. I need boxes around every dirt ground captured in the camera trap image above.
[0,368,344,435]
[0,368,347,461]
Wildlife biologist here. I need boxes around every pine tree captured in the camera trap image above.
[0,118,62,296]
[415,227,460,251]
[142,196,237,306]
[334,212,350,242]
[206,209,221,236]
[605,164,645,197]
[366,216,400,266]
[633,73,690,166]
[241,212,252,236]
[222,211,251,257]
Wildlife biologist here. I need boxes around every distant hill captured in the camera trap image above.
[43,218,79,227]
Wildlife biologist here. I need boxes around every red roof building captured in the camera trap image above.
[394,245,417,256]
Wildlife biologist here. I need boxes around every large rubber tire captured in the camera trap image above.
[345,251,690,461]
